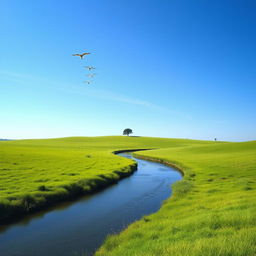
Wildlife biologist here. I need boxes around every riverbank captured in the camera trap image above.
[96,141,256,256]
[0,160,137,225]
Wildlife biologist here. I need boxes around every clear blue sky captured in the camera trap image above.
[1,0,255,141]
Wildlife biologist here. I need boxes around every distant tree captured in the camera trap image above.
[123,128,133,136]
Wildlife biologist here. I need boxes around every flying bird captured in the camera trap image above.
[86,73,97,78]
[72,52,90,59]
[83,80,93,85]
[84,66,96,70]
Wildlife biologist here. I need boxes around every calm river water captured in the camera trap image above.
[0,153,182,256]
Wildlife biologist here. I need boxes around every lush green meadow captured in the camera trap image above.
[0,136,213,223]
[1,136,255,255]
[96,140,256,256]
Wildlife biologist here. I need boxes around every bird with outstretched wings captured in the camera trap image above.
[84,66,96,70]
[83,80,93,85]
[72,52,91,59]
[86,73,97,78]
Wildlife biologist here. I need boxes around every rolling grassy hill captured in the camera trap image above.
[0,136,214,223]
[1,136,255,255]
[96,140,256,256]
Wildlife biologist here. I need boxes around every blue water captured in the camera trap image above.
[0,153,182,256]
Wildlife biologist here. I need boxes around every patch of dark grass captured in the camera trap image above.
[20,195,36,211]
[143,216,151,222]
[63,183,84,196]
[35,179,49,182]
[129,232,144,239]
[171,226,181,234]
[150,234,159,240]
[209,214,222,230]
[243,186,252,190]
[207,189,219,193]
[38,185,49,191]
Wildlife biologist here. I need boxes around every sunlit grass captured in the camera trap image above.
[0,136,214,222]
[2,136,254,255]
[96,140,256,256]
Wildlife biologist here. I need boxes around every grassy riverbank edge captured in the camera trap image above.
[132,153,185,175]
[132,152,194,201]
[0,151,140,225]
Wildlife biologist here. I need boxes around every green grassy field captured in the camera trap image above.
[1,136,255,255]
[96,140,256,256]
[0,136,213,223]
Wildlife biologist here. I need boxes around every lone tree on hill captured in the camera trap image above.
[123,128,133,136]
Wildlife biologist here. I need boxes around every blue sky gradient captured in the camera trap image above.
[1,0,255,141]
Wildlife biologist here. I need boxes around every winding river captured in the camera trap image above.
[0,152,182,256]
